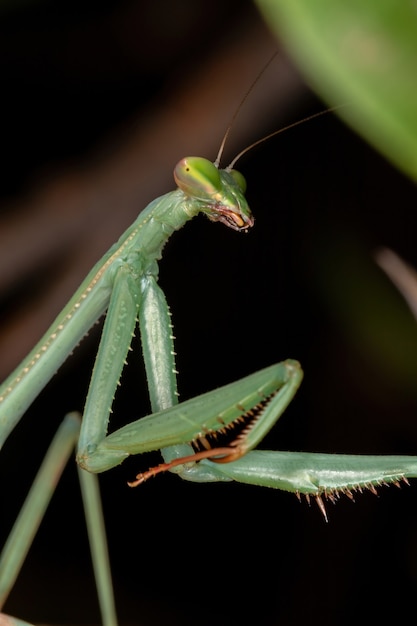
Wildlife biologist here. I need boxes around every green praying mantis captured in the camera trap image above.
[1,105,417,626]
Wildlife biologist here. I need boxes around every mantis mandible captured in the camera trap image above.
[1,112,417,625]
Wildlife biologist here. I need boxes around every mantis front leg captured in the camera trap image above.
[76,265,302,482]
[76,264,141,471]
[71,251,303,481]
[75,266,186,472]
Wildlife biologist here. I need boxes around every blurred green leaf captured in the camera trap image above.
[255,0,417,180]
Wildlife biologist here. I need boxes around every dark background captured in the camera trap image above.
[1,1,417,625]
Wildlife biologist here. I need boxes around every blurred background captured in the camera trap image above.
[1,1,417,625]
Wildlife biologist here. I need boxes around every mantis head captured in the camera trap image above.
[174,156,254,231]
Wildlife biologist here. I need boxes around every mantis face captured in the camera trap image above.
[174,156,254,231]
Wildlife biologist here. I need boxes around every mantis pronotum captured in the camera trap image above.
[1,86,417,626]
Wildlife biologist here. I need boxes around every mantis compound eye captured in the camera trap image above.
[174,157,222,200]
[228,168,247,193]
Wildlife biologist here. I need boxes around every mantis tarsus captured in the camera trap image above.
[1,127,417,625]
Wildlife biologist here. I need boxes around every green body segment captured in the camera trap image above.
[138,276,178,414]
[86,361,302,473]
[205,450,417,494]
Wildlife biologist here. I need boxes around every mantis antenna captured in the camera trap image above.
[214,51,279,168]
[214,51,346,171]
[226,105,347,171]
